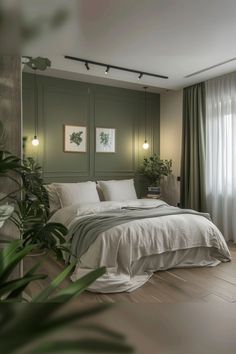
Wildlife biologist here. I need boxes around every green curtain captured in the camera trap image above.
[180,82,206,212]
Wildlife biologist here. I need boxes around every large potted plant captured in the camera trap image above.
[0,224,133,353]
[138,154,172,196]
[0,152,134,353]
[0,150,68,258]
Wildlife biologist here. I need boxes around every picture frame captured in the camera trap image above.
[64,125,87,153]
[96,127,116,153]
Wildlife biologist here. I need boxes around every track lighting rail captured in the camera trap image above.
[65,55,168,80]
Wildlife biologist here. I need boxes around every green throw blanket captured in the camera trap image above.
[67,206,211,262]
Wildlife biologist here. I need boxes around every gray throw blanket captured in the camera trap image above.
[67,206,211,262]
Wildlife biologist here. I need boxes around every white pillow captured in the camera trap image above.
[53,182,100,208]
[44,184,61,214]
[97,179,137,201]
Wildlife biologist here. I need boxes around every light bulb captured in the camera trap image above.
[32,136,39,146]
[143,141,149,150]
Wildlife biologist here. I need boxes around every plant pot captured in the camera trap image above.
[27,248,47,257]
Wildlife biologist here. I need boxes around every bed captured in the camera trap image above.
[49,194,231,293]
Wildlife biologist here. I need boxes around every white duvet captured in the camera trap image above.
[50,199,231,293]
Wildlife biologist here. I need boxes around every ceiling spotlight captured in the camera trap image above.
[105,66,110,75]
[138,73,143,80]
[85,61,90,70]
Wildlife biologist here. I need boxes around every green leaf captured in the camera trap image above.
[0,305,111,352]
[137,154,172,185]
[6,262,42,300]
[42,304,110,334]
[0,239,11,244]
[29,339,134,353]
[33,262,76,302]
[79,324,125,340]
[0,303,15,327]
[0,240,22,274]
[0,241,35,283]
[49,267,106,303]
[0,274,47,299]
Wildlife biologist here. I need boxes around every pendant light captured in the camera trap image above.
[23,57,51,147]
[32,66,39,146]
[142,86,149,150]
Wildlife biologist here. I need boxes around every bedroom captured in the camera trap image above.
[1,0,236,353]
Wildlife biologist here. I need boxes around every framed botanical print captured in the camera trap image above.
[96,127,116,153]
[64,125,87,153]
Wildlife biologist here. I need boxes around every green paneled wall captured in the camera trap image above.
[23,73,160,197]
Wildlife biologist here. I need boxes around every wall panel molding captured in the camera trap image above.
[23,73,160,196]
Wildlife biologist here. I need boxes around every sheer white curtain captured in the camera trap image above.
[206,72,236,242]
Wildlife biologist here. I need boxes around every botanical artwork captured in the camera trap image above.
[96,128,115,153]
[64,125,86,152]
[70,131,83,146]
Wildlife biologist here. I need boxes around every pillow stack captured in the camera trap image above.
[45,179,137,213]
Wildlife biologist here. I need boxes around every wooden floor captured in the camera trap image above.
[24,243,236,303]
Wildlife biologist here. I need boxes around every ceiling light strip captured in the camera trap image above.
[64,55,168,80]
[185,57,236,78]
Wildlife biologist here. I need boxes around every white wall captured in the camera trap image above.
[160,89,183,206]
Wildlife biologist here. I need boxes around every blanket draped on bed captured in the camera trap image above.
[67,206,211,262]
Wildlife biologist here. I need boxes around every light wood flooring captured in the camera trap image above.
[24,243,236,303]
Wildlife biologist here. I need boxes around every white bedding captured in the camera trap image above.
[50,199,231,293]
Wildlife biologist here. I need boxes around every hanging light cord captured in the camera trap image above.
[34,68,38,137]
[144,87,147,142]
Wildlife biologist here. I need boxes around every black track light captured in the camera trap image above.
[138,73,143,80]
[65,56,169,80]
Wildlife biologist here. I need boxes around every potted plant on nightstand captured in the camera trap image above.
[138,154,172,198]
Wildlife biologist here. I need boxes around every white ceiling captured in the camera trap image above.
[23,0,236,91]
